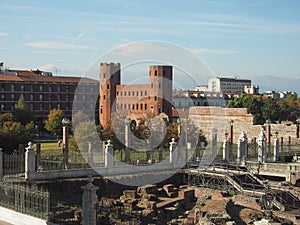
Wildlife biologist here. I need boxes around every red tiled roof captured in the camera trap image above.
[0,69,98,84]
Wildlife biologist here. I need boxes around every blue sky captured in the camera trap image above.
[1,0,300,88]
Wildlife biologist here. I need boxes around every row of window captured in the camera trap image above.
[117,103,149,111]
[0,83,96,93]
[116,90,148,97]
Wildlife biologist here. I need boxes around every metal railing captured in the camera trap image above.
[3,152,25,176]
[0,182,50,220]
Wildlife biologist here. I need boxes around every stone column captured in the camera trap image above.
[124,118,131,163]
[62,118,70,170]
[104,140,114,168]
[257,130,267,163]
[222,137,230,162]
[273,133,280,162]
[0,148,3,181]
[169,138,177,164]
[88,142,93,165]
[81,176,99,225]
[237,131,248,163]
[25,142,36,180]
[212,128,218,157]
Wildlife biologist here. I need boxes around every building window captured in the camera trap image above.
[103,95,106,100]
[39,85,43,92]
[132,104,135,110]
[154,96,157,101]
[120,103,123,109]
[11,84,14,91]
[124,91,126,96]
[39,94,43,101]
[30,94,33,101]
[151,83,153,88]
[145,91,147,95]
[124,104,126,110]
[140,104,143,110]
[163,70,166,76]
[145,104,147,110]
[140,91,143,96]
[136,91,138,96]
[107,84,109,89]
[128,92,130,96]
[132,91,134,96]
[103,73,105,78]
[159,108,161,113]
[155,70,157,76]
[136,104,138,110]
[117,91,119,96]
[128,104,131,109]
[100,106,103,114]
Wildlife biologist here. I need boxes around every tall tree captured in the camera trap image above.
[13,94,33,125]
[0,113,33,153]
[44,109,65,136]
[262,98,280,122]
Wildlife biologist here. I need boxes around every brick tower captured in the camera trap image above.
[149,65,173,121]
[99,63,120,128]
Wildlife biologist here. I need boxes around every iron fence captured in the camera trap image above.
[3,152,25,176]
[38,151,92,171]
[0,182,50,220]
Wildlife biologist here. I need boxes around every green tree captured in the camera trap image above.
[13,94,33,125]
[262,98,280,122]
[0,113,32,153]
[44,109,65,136]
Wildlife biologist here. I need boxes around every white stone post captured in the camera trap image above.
[124,118,131,162]
[25,142,36,180]
[169,138,177,164]
[222,138,230,162]
[273,133,280,162]
[0,148,3,181]
[237,131,248,163]
[104,140,114,168]
[81,176,99,225]
[88,142,93,165]
[257,130,267,163]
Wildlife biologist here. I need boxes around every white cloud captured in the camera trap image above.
[24,41,95,50]
[0,32,8,37]
[192,48,240,55]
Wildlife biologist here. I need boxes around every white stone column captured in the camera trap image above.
[104,140,114,168]
[25,142,36,180]
[273,134,280,162]
[81,176,99,225]
[169,138,177,164]
[257,130,267,163]
[237,131,248,163]
[0,148,3,181]
[88,142,93,165]
[222,138,230,162]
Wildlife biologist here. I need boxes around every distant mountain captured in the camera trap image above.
[249,75,300,95]
[38,64,83,76]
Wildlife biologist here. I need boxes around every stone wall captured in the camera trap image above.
[189,106,300,144]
